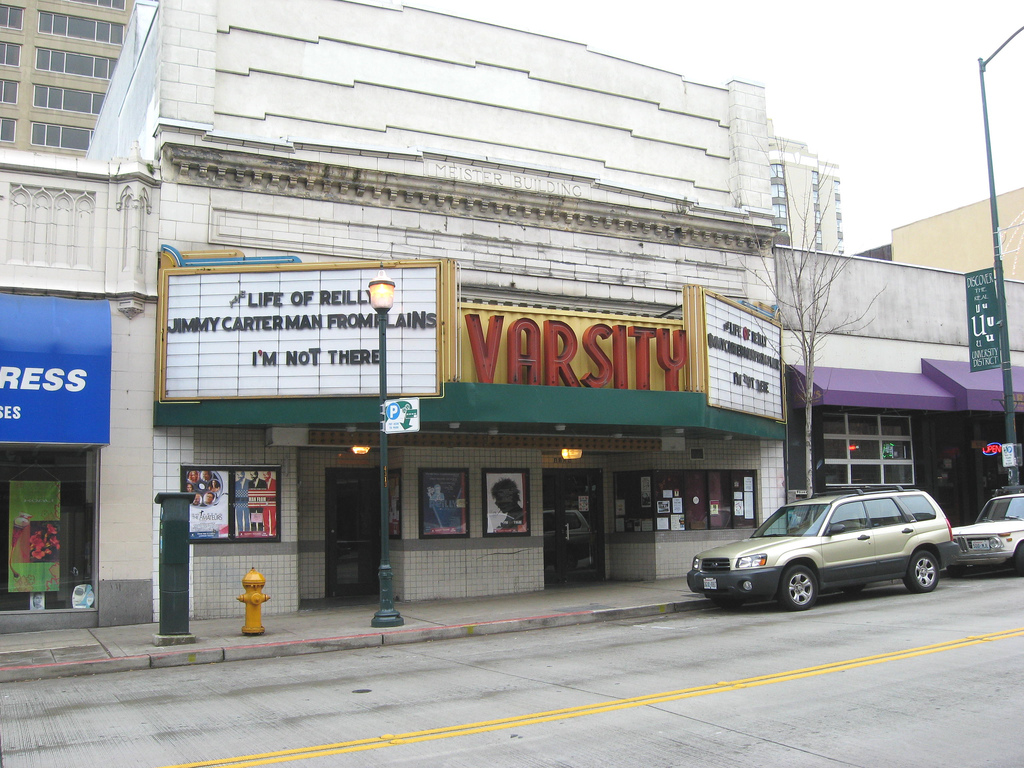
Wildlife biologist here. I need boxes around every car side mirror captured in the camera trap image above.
[826,522,846,536]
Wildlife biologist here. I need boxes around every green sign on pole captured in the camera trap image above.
[966,267,1000,372]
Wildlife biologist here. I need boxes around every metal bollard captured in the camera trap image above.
[236,567,270,635]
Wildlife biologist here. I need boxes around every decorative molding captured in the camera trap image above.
[163,144,774,254]
[117,298,146,320]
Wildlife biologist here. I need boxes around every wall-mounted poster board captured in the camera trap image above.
[181,466,281,542]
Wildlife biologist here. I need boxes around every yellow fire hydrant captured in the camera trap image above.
[236,567,270,635]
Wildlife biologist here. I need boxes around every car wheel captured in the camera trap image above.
[709,596,743,609]
[1014,546,1024,577]
[945,564,966,578]
[904,550,939,593]
[777,565,817,611]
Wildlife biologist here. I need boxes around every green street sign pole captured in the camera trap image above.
[979,27,1024,487]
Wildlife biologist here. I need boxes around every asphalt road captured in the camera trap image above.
[2,570,1022,768]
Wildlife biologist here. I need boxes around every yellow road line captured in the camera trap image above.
[156,626,1024,768]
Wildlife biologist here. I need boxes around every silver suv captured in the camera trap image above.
[687,488,959,611]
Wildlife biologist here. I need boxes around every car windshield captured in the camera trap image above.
[752,503,830,538]
[976,496,1024,523]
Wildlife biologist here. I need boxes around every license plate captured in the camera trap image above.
[703,577,718,590]
[969,540,991,550]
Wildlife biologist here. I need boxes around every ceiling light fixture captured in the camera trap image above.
[351,445,371,455]
[561,448,583,460]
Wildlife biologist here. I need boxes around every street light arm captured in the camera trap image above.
[983,24,1024,69]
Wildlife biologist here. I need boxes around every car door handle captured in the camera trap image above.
[901,528,914,534]
[857,534,870,541]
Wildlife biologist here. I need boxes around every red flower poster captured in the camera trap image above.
[8,480,61,593]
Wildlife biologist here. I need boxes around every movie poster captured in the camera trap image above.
[420,469,468,537]
[182,466,281,542]
[233,469,278,539]
[8,481,61,593]
[184,468,230,540]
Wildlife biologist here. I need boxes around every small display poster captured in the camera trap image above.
[421,469,469,537]
[8,481,61,593]
[182,466,281,542]
[483,469,530,535]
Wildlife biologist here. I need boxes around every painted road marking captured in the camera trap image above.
[156,626,1024,768]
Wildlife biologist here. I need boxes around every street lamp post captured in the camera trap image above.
[369,269,404,628]
[979,25,1024,487]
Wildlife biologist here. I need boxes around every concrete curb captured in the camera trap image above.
[0,600,702,683]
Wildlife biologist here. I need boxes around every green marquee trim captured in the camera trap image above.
[154,383,784,439]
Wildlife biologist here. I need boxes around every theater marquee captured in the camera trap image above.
[684,287,784,420]
[158,260,455,400]
[460,304,697,392]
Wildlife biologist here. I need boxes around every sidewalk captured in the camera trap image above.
[0,579,705,683]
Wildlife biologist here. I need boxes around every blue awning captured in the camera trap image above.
[0,294,111,444]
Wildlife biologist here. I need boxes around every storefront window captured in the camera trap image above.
[613,469,757,531]
[1,448,97,611]
[823,414,914,487]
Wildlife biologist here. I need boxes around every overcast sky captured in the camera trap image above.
[412,0,1024,255]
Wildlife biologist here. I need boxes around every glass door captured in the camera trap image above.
[543,469,603,584]
[325,468,379,597]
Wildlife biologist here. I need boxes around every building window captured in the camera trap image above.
[34,84,104,114]
[815,230,823,248]
[36,48,115,79]
[812,170,819,187]
[31,121,91,151]
[771,163,784,179]
[773,202,787,221]
[0,3,23,29]
[822,414,914,487]
[1,78,16,103]
[0,41,21,67]
[771,182,786,199]
[69,0,126,8]
[0,448,99,611]
[0,117,14,142]
[38,11,124,45]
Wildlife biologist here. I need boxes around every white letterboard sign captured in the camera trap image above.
[161,265,441,399]
[704,294,784,420]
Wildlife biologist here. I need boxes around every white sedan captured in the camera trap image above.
[950,491,1024,576]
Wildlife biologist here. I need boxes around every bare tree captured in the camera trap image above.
[751,142,878,495]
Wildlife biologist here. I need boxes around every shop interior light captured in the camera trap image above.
[351,445,371,455]
[561,448,583,460]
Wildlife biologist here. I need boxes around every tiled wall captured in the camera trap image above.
[156,427,784,617]
[153,426,299,620]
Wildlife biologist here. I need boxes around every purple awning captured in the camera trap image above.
[791,366,957,411]
[790,359,1024,412]
[921,358,1024,412]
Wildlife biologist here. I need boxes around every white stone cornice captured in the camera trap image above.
[163,144,774,253]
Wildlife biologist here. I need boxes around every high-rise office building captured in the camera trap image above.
[0,0,131,154]
[768,124,844,255]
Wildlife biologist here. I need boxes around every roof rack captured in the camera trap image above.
[805,485,915,499]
